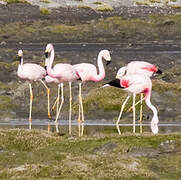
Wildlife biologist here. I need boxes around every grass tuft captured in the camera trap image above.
[40,7,51,15]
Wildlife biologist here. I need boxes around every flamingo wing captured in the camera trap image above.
[73,63,97,82]
[18,63,46,81]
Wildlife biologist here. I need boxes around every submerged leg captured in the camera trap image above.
[132,93,136,133]
[29,83,33,130]
[139,93,143,133]
[116,95,130,135]
[69,82,72,136]
[55,83,64,133]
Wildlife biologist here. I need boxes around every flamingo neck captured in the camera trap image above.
[144,88,159,125]
[17,56,23,76]
[19,56,23,66]
[47,47,58,78]
[92,52,105,82]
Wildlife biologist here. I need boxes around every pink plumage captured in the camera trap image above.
[73,49,111,82]
[73,49,111,137]
[45,44,79,83]
[105,74,159,134]
[116,61,162,79]
[45,43,79,134]
[17,49,50,130]
[17,50,46,81]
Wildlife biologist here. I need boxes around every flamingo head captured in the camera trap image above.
[116,67,127,79]
[100,50,111,66]
[45,43,53,57]
[18,49,23,57]
[151,115,159,134]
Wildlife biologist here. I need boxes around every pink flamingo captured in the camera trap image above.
[116,61,162,79]
[45,43,79,134]
[73,49,111,136]
[116,61,162,133]
[17,49,51,130]
[103,74,159,135]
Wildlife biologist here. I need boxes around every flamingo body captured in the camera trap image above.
[105,74,159,134]
[116,61,162,79]
[74,49,111,82]
[18,63,46,81]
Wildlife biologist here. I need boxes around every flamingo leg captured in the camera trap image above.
[69,82,72,136]
[128,96,145,112]
[56,84,61,117]
[55,83,64,133]
[79,83,85,137]
[133,93,136,133]
[50,84,60,114]
[116,95,130,135]
[139,93,143,133]
[51,98,58,113]
[29,83,33,130]
[40,80,51,119]
[40,79,51,133]
[78,103,81,137]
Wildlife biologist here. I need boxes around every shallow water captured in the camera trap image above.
[1,119,181,134]
[0,42,180,133]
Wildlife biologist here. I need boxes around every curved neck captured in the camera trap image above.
[47,47,58,78]
[19,56,23,66]
[92,52,105,82]
[144,88,159,124]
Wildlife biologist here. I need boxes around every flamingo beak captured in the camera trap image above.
[106,61,111,66]
[44,50,49,58]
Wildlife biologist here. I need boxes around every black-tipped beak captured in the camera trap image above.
[106,61,111,66]
[44,52,48,58]
[44,66,47,71]
[103,79,123,89]
[18,56,22,63]
[157,69,162,74]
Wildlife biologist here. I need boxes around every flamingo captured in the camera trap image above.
[116,61,162,133]
[44,43,79,134]
[103,74,159,135]
[116,61,162,79]
[17,49,51,130]
[73,49,111,136]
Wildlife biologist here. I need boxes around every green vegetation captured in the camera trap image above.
[40,0,50,3]
[2,0,28,3]
[1,14,181,43]
[78,5,92,10]
[40,7,51,15]
[135,0,178,5]
[93,1,103,5]
[0,128,181,179]
[96,3,113,12]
